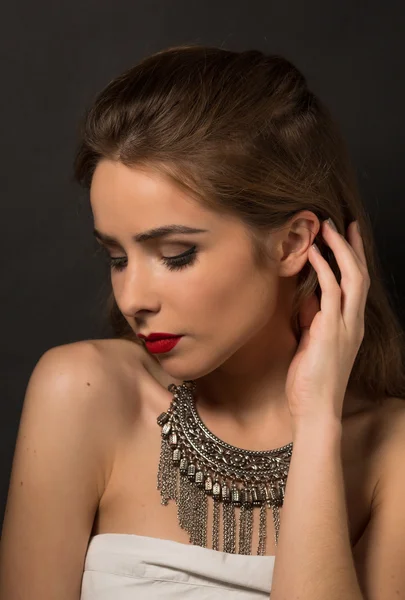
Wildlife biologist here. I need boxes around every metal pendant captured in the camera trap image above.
[157,380,293,555]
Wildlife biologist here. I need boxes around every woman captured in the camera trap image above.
[1,44,405,600]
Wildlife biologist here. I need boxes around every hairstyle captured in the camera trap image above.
[74,43,405,402]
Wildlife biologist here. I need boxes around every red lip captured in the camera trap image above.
[138,332,181,341]
[144,336,182,354]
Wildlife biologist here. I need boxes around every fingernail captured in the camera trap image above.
[312,243,321,254]
[356,221,361,235]
[325,218,338,232]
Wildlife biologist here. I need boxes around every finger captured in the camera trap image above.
[346,221,370,274]
[323,219,370,287]
[322,220,364,276]
[308,243,342,328]
[321,220,369,330]
[346,220,371,327]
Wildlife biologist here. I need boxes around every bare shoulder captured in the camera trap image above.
[373,395,405,459]
[351,397,405,597]
[24,338,145,494]
[355,394,405,491]
[47,337,148,437]
[44,337,141,399]
[0,338,145,599]
[23,338,147,492]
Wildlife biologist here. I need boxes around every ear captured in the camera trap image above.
[276,211,321,278]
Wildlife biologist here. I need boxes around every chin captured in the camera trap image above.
[161,366,201,383]
[162,359,223,383]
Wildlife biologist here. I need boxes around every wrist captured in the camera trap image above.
[292,414,342,446]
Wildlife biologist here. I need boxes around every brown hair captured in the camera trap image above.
[74,43,405,402]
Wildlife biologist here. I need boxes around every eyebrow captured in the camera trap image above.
[92,224,208,244]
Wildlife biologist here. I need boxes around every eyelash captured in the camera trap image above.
[99,246,198,272]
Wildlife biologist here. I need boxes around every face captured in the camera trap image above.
[90,159,313,383]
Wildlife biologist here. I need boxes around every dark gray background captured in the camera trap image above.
[1,0,404,532]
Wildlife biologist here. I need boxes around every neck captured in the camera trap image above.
[189,329,298,449]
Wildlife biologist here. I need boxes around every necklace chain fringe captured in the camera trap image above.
[156,380,293,555]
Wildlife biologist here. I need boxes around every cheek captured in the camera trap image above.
[179,255,277,329]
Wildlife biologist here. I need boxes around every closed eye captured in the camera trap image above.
[97,245,198,272]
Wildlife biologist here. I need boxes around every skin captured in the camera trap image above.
[90,158,364,449]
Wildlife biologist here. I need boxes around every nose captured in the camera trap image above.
[114,263,160,318]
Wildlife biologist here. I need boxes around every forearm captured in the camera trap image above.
[270,417,363,600]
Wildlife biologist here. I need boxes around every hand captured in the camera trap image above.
[285,219,370,426]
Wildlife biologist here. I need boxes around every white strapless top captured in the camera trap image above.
[80,533,275,599]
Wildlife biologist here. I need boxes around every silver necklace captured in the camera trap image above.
[157,380,293,555]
